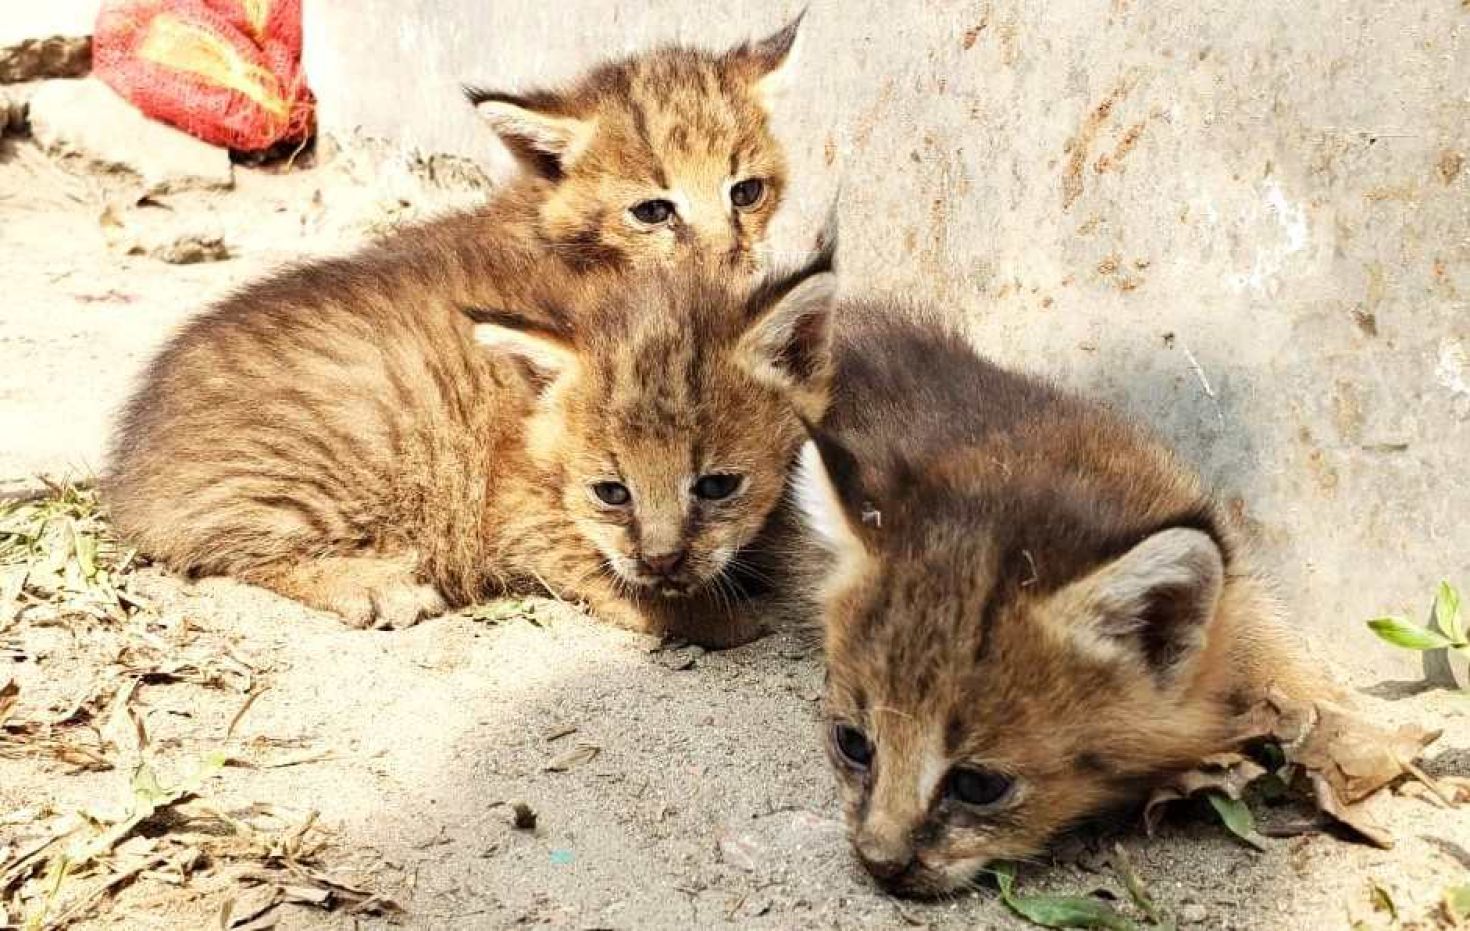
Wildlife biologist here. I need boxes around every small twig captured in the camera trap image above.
[1180,344,1226,427]
[225,686,271,741]
[1400,757,1456,808]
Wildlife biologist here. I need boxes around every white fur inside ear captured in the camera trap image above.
[753,24,801,109]
[1092,528,1224,632]
[740,272,836,392]
[1059,527,1225,676]
[795,440,849,552]
[472,323,576,377]
[475,100,595,162]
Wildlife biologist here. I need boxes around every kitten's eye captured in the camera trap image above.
[630,199,675,225]
[692,473,744,501]
[831,724,873,769]
[591,481,632,506]
[729,178,765,209]
[944,767,1014,807]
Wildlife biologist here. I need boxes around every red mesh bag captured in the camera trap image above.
[92,0,314,152]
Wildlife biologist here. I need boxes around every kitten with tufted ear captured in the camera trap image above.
[462,87,595,180]
[463,306,579,386]
[726,9,806,109]
[735,228,837,423]
[1047,527,1226,687]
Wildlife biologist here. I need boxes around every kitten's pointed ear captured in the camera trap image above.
[729,10,805,109]
[463,307,578,383]
[736,224,837,421]
[464,87,594,178]
[1053,528,1226,686]
[794,426,871,585]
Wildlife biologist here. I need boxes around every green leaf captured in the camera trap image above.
[1206,793,1268,852]
[1446,884,1470,923]
[1434,581,1465,643]
[1366,616,1454,651]
[992,863,1142,931]
[1111,845,1163,925]
[1369,882,1396,919]
[72,525,97,581]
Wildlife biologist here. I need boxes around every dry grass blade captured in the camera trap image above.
[544,743,600,772]
[1,756,397,928]
[0,479,150,627]
[225,687,271,740]
[0,680,113,773]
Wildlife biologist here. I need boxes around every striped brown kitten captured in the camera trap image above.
[788,305,1343,897]
[463,13,801,274]
[103,242,836,647]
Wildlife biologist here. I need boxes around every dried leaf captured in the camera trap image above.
[1370,882,1397,920]
[544,743,599,772]
[1260,691,1439,803]
[1144,752,1265,833]
[221,884,283,929]
[0,679,18,726]
[1307,771,1393,848]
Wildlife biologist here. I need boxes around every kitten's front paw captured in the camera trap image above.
[260,556,448,630]
[337,581,448,630]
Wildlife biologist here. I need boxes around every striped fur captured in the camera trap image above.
[103,251,836,645]
[789,304,1343,897]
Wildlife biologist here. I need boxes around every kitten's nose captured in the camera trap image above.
[855,831,917,887]
[640,549,686,577]
[856,848,916,885]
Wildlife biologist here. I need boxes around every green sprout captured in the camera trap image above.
[1366,581,1466,662]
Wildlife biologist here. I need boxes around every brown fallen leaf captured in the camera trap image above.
[1256,690,1441,803]
[1146,690,1443,849]
[544,743,600,772]
[1398,776,1470,807]
[1144,752,1266,833]
[1307,770,1393,849]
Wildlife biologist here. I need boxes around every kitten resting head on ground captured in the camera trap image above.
[786,308,1337,897]
[465,15,802,270]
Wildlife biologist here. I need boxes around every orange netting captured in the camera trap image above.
[93,0,313,152]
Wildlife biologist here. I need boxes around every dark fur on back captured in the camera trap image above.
[824,304,1228,593]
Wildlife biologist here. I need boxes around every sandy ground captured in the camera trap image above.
[1,137,1467,930]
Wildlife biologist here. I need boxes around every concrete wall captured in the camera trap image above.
[303,0,1470,678]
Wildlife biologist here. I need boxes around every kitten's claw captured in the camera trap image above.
[366,582,449,630]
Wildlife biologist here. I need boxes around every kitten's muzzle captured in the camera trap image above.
[640,549,686,578]
[854,833,952,898]
[630,548,695,595]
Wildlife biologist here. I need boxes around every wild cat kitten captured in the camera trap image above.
[460,14,802,275]
[103,243,836,646]
[789,305,1342,897]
